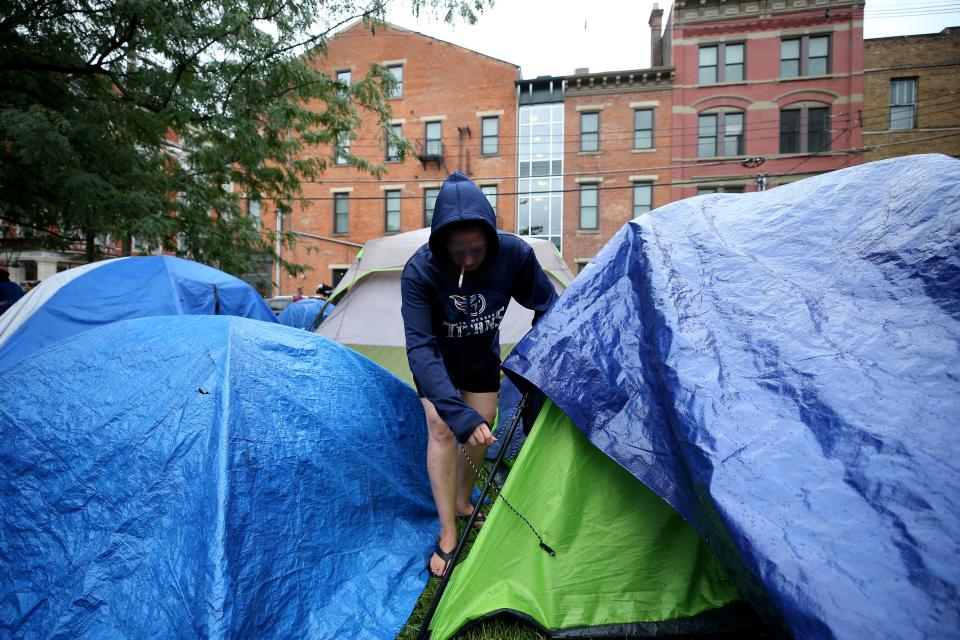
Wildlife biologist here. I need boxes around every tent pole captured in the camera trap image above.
[414,390,531,640]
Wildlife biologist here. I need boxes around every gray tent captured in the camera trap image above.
[316,227,573,386]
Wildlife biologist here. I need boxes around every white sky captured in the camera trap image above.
[383,0,960,78]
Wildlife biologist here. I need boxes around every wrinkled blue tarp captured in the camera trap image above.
[0,256,276,370]
[0,316,435,639]
[504,155,960,639]
[278,298,335,330]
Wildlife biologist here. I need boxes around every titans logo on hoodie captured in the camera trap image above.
[401,172,557,442]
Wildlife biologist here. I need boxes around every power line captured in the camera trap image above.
[316,92,959,160]
[263,131,960,206]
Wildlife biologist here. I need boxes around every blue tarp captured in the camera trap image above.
[504,155,960,639]
[0,256,276,370]
[278,298,335,330]
[0,316,435,639]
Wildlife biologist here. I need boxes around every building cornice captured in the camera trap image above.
[566,67,675,96]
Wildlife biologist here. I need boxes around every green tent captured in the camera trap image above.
[427,401,751,638]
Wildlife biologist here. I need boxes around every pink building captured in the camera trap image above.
[670,0,865,197]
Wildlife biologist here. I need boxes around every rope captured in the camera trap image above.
[458,436,556,557]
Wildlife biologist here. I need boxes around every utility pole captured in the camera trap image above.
[274,206,282,297]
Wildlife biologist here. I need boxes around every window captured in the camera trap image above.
[481,185,497,216]
[634,109,653,149]
[424,121,442,157]
[387,64,403,98]
[633,183,652,217]
[698,43,744,84]
[386,123,402,162]
[698,112,744,157]
[890,78,917,130]
[423,188,439,227]
[481,116,499,155]
[336,69,351,86]
[698,46,717,84]
[384,190,401,232]
[333,193,349,234]
[248,199,261,228]
[780,106,831,153]
[331,267,348,288]
[580,112,599,152]
[579,184,598,229]
[697,185,745,195]
[781,35,830,78]
[334,132,349,165]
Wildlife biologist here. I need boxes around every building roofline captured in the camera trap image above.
[865,26,960,41]
[331,18,520,70]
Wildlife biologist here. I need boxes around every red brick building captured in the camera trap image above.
[669,0,865,196]
[562,65,674,272]
[270,22,519,295]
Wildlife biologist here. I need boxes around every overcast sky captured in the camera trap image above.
[382,0,960,78]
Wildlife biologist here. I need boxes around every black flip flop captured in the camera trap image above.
[430,540,456,578]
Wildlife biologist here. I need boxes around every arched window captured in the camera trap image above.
[780,102,831,153]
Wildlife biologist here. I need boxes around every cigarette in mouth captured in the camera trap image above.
[458,264,465,288]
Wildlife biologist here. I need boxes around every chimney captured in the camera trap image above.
[649,2,664,67]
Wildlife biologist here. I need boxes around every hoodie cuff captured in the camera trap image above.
[448,408,487,444]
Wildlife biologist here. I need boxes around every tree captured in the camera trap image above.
[0,0,490,276]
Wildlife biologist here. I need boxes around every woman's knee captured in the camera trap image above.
[427,414,456,442]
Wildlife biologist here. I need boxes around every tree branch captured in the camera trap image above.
[0,214,81,242]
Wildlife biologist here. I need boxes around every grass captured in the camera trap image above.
[395,505,546,640]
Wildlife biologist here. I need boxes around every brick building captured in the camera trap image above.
[669,0,865,197]
[10,6,957,293]
[271,22,519,294]
[560,69,674,271]
[862,27,960,163]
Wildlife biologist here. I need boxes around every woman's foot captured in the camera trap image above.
[455,509,486,530]
[429,539,456,578]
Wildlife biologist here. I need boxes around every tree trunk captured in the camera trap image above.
[85,231,96,263]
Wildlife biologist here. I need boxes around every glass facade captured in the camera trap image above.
[518,102,564,251]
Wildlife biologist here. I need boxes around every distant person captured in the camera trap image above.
[0,269,25,315]
[401,172,557,578]
[292,286,304,302]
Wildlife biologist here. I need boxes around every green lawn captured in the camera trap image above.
[396,511,546,640]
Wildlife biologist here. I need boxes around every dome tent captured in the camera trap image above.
[0,315,435,639]
[0,256,276,370]
[278,297,335,329]
[316,227,574,387]
[427,155,960,638]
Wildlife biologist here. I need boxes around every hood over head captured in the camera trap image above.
[428,171,500,267]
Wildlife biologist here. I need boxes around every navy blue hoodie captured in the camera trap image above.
[401,172,557,442]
